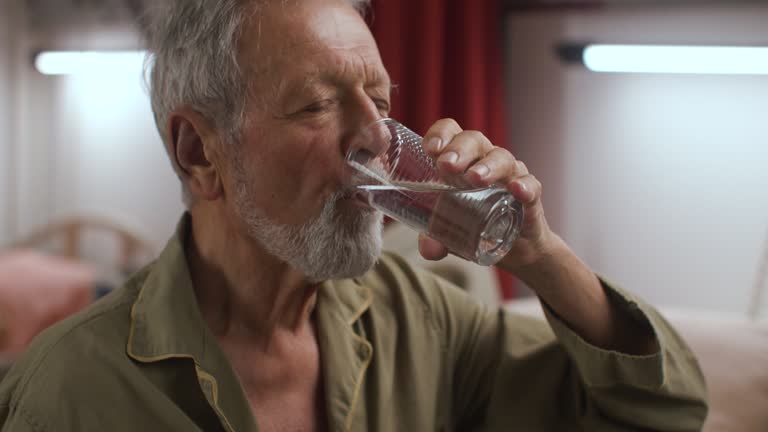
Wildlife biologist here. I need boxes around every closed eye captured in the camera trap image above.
[302,100,335,114]
[373,98,391,116]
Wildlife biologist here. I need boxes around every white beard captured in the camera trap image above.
[233,169,384,283]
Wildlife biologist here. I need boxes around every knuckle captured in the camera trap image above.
[426,119,463,145]
[533,177,543,193]
[437,118,462,133]
[443,117,459,127]
[452,131,491,153]
[464,130,489,144]
[516,160,528,173]
[490,147,513,159]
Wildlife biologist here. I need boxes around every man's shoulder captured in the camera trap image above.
[0,265,153,409]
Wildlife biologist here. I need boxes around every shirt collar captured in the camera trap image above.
[127,213,212,365]
[126,213,374,366]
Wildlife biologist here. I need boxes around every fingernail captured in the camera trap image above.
[518,181,529,193]
[438,152,459,165]
[470,164,490,178]
[427,137,443,152]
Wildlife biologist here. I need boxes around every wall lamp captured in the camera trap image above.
[34,51,147,75]
[557,43,768,75]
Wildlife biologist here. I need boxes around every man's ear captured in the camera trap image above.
[166,108,223,202]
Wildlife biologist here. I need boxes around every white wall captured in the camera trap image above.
[48,66,185,253]
[506,4,768,315]
[10,27,185,255]
[3,0,60,245]
[0,0,17,246]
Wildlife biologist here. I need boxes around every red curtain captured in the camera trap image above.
[369,0,517,299]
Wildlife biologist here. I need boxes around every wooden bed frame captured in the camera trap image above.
[10,216,155,274]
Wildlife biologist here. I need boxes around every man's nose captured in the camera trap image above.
[343,97,391,161]
[345,118,393,169]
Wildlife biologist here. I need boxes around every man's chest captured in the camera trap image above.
[228,343,326,432]
[246,389,326,432]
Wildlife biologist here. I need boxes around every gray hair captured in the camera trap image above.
[142,0,372,206]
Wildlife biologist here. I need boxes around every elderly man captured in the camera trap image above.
[0,0,706,431]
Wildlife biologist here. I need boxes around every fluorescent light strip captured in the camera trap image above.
[35,51,147,75]
[583,45,768,75]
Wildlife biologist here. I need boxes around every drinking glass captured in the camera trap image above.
[346,118,524,266]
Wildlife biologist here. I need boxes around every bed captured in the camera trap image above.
[0,217,155,377]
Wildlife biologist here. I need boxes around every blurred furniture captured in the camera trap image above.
[0,250,94,354]
[0,217,155,380]
[11,217,155,274]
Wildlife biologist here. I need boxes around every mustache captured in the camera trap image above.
[340,173,370,195]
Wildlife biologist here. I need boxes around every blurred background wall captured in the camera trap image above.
[46,55,184,252]
[506,3,768,314]
[2,0,183,256]
[0,0,18,247]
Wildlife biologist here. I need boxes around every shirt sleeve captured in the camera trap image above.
[434,274,708,431]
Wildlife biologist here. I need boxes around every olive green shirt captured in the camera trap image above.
[0,216,707,431]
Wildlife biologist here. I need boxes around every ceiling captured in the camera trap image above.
[26,0,141,31]
[22,0,761,44]
[22,0,145,50]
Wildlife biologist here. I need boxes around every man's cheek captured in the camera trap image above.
[290,134,339,174]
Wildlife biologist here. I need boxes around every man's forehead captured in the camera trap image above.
[239,1,389,94]
[241,0,375,56]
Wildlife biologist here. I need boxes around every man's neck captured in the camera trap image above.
[186,205,320,350]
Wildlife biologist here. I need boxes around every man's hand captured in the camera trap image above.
[417,118,556,271]
[417,119,657,355]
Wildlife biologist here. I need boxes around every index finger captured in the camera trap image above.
[422,118,463,156]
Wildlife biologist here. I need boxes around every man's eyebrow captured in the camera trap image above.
[293,68,393,94]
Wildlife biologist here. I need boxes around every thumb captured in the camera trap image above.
[418,234,449,261]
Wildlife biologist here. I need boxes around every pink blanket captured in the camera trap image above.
[0,250,94,355]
